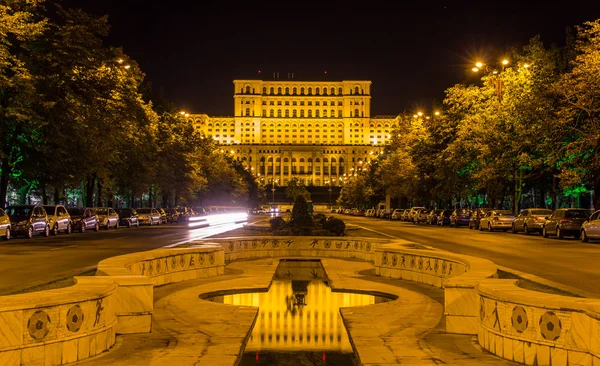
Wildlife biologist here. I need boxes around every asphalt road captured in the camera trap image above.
[0,216,261,296]
[339,215,600,297]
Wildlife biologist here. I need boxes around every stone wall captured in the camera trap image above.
[202,236,385,263]
[0,280,117,365]
[478,280,600,365]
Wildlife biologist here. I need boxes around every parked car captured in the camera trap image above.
[468,208,493,230]
[543,208,593,239]
[67,207,99,233]
[175,207,191,222]
[511,208,553,235]
[115,208,139,228]
[581,209,600,242]
[427,209,445,225]
[391,209,403,220]
[157,208,168,224]
[94,207,120,230]
[479,210,516,232]
[164,208,180,222]
[449,208,471,227]
[436,209,453,226]
[0,208,11,240]
[43,204,72,235]
[414,208,429,223]
[407,207,426,223]
[136,208,162,225]
[5,204,50,238]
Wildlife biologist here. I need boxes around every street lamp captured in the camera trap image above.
[472,59,509,101]
[328,185,333,209]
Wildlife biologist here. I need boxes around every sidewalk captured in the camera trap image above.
[76,258,516,365]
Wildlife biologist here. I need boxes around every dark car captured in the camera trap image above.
[543,208,593,239]
[450,208,471,227]
[427,209,445,225]
[436,209,453,226]
[115,208,139,228]
[468,208,493,230]
[5,205,51,238]
[163,208,180,223]
[67,207,99,233]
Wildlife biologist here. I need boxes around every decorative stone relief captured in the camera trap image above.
[28,310,51,341]
[539,311,562,341]
[66,305,84,333]
[512,306,528,333]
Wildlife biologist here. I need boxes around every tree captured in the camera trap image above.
[555,19,600,209]
[0,1,47,208]
[285,178,310,201]
[290,195,313,228]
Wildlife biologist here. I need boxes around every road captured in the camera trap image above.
[339,215,600,297]
[0,214,256,296]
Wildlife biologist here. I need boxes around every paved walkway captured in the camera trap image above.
[77,258,516,365]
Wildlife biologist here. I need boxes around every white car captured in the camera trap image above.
[581,210,600,242]
[136,208,162,225]
[479,210,516,232]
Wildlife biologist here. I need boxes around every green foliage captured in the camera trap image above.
[323,217,346,236]
[290,195,313,228]
[285,178,310,201]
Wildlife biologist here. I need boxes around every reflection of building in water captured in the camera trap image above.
[220,279,377,352]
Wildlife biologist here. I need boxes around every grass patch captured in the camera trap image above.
[10,268,97,295]
[497,269,583,298]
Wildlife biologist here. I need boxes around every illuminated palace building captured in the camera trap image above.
[188,76,400,187]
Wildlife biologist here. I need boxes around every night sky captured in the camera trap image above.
[64,1,600,116]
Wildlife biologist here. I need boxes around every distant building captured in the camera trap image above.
[188,76,400,187]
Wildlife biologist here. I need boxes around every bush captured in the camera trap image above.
[290,195,313,228]
[313,213,327,225]
[323,217,346,236]
[270,216,286,231]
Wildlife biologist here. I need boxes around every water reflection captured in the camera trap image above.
[207,259,391,353]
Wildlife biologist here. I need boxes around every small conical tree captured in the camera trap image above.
[290,195,313,228]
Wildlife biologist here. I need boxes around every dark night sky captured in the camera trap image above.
[64,1,600,116]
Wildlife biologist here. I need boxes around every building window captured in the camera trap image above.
[354,109,359,117]
[270,87,274,94]
[323,88,328,95]
[300,110,305,117]
[315,110,320,117]
[323,110,327,117]
[300,87,305,95]
[285,110,289,117]
[245,108,250,116]
[269,109,274,117]
[293,87,297,95]
[316,87,320,95]
[277,87,282,95]
[338,87,343,94]
[245,86,251,93]
[308,87,312,95]
[308,110,312,117]
[292,109,297,117]
[355,86,360,94]
[338,110,342,118]
[285,87,289,95]
[262,87,266,94]
[262,110,266,117]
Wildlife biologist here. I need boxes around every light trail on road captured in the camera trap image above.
[162,212,250,248]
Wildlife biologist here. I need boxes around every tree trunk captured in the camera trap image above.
[85,175,95,208]
[96,179,102,207]
[54,187,60,205]
[148,186,153,208]
[174,190,179,207]
[594,174,600,210]
[41,181,48,205]
[0,157,10,208]
[551,175,558,210]
[162,191,170,208]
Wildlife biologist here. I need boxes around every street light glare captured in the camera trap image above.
[472,67,479,72]
[502,59,509,65]
[435,111,440,115]
[475,62,483,68]
[524,63,530,68]
[417,111,423,116]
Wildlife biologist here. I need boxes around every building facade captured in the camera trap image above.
[188,79,400,187]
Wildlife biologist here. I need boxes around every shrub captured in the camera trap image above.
[313,213,327,225]
[270,216,286,231]
[290,195,313,228]
[323,218,346,236]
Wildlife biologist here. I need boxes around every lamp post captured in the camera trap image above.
[328,185,333,209]
[472,59,509,101]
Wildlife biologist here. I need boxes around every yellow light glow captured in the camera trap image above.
[502,59,509,65]
[413,114,418,118]
[435,111,440,115]
[472,67,479,72]
[179,111,186,115]
[524,63,530,68]
[493,71,498,74]
[184,113,189,117]
[417,111,423,116]
[124,65,131,69]
[475,62,483,68]
[117,59,124,63]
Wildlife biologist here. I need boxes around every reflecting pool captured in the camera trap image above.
[206,259,392,364]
